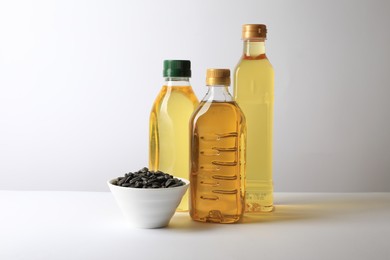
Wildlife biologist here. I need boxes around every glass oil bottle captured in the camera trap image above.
[234,24,274,212]
[190,69,246,223]
[149,60,199,211]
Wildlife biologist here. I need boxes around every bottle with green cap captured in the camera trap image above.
[149,60,199,211]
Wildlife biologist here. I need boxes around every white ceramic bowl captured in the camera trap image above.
[107,177,189,228]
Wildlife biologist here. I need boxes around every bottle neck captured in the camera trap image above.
[164,77,191,87]
[243,39,266,58]
[202,86,234,102]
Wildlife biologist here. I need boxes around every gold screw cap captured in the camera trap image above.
[206,69,230,86]
[242,24,267,39]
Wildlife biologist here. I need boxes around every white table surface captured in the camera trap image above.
[1,191,389,260]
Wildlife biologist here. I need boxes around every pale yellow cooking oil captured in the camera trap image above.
[149,85,198,211]
[234,24,274,212]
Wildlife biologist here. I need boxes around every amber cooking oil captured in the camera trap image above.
[190,69,246,223]
[234,24,274,212]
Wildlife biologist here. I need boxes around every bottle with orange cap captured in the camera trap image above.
[189,68,246,223]
[234,24,275,212]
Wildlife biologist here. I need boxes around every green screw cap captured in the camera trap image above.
[163,60,191,77]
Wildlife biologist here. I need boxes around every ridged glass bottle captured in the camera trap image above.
[149,60,199,211]
[190,69,246,223]
[234,24,274,212]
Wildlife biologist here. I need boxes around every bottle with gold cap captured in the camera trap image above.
[189,68,246,223]
[234,24,274,212]
[149,60,199,211]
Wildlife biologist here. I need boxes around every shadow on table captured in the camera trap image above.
[241,193,390,224]
[241,204,319,224]
[168,213,221,231]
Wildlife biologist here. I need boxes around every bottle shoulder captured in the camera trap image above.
[192,101,245,120]
[236,56,273,71]
[154,86,198,102]
[151,85,199,116]
[190,101,246,136]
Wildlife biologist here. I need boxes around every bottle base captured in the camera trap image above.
[245,186,274,213]
[245,203,274,213]
[190,210,242,224]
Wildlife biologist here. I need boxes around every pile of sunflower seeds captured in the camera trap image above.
[112,167,185,188]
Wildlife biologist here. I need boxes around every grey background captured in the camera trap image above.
[1,0,389,192]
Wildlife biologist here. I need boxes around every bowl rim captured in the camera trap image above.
[107,177,190,191]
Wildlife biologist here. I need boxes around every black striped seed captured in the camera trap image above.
[114,167,185,189]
